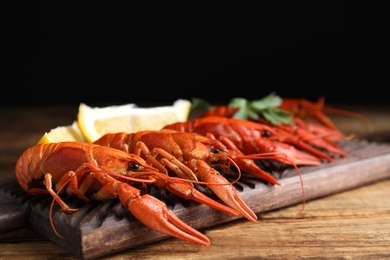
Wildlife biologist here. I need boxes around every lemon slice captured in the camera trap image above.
[38,121,86,144]
[78,99,191,143]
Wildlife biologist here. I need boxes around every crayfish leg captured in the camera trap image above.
[153,147,198,181]
[44,173,79,212]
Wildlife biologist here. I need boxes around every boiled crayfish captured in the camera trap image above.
[185,95,371,162]
[15,141,248,246]
[15,96,362,247]
[93,130,260,222]
[162,116,324,166]
[203,96,372,133]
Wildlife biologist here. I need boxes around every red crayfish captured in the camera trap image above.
[162,116,324,166]
[93,130,261,222]
[15,141,247,246]
[188,96,373,163]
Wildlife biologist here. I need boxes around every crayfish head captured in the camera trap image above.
[125,154,160,175]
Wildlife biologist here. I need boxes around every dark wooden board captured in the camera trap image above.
[1,139,390,259]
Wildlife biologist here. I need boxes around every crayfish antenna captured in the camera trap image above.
[280,157,306,216]
[214,135,281,186]
[322,105,374,133]
[292,164,306,216]
[232,155,281,185]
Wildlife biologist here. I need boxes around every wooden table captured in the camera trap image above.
[1,103,390,259]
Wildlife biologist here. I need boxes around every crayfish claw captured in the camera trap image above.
[270,141,322,166]
[154,174,240,216]
[163,205,211,246]
[192,160,258,223]
[117,182,210,246]
[210,181,258,223]
[129,194,210,246]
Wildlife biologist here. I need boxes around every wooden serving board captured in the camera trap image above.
[1,139,390,259]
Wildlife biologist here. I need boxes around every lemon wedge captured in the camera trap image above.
[77,99,191,143]
[38,121,86,144]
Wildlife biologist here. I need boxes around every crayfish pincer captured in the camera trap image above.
[15,141,211,246]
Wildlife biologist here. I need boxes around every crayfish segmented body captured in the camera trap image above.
[162,116,325,166]
[15,141,223,246]
[93,130,260,222]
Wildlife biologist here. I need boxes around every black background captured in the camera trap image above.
[5,1,388,107]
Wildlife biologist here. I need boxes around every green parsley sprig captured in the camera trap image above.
[191,92,293,125]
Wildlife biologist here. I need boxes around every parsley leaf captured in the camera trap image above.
[190,98,213,111]
[191,92,294,125]
[229,98,259,120]
[228,92,294,125]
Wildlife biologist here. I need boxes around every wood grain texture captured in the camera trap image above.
[1,139,389,259]
[1,104,390,259]
[1,179,389,259]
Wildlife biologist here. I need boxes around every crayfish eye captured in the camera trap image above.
[128,162,140,171]
[211,148,222,154]
[263,131,272,138]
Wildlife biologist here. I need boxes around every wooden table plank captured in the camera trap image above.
[1,104,390,259]
[1,179,389,259]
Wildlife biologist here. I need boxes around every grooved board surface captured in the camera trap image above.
[1,139,390,259]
